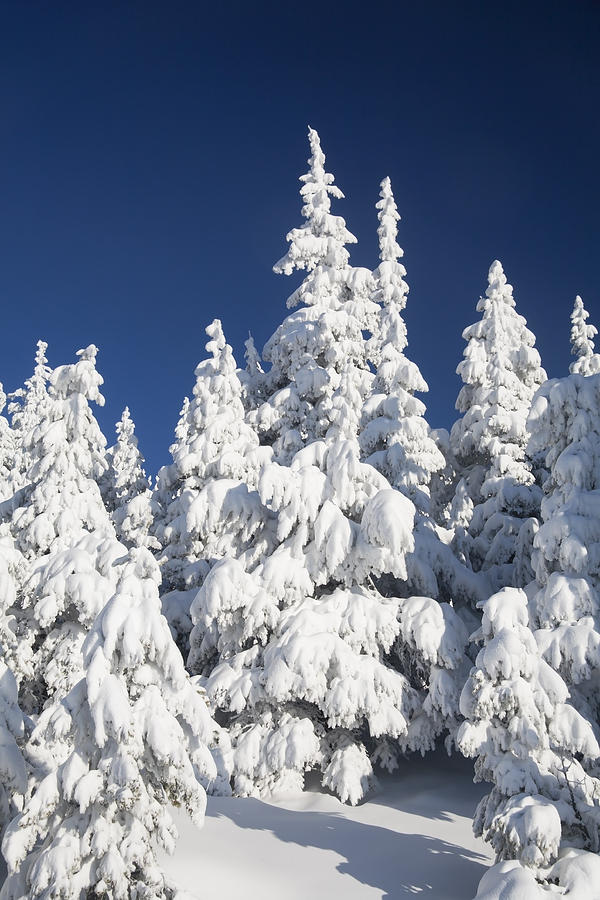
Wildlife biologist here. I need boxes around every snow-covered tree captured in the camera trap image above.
[360,177,443,513]
[0,644,26,838]
[527,372,600,723]
[7,341,51,495]
[153,320,270,653]
[1,548,227,900]
[2,346,125,713]
[570,295,600,376]
[459,587,600,897]
[189,134,471,805]
[0,385,15,502]
[103,407,157,550]
[250,127,377,462]
[449,261,547,590]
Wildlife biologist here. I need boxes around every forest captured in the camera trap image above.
[0,127,599,900]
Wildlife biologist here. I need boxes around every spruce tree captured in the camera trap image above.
[1,548,226,900]
[459,587,600,898]
[527,371,600,724]
[153,320,269,654]
[570,295,600,376]
[189,132,471,804]
[360,177,444,514]
[2,346,124,713]
[103,407,157,550]
[449,261,546,590]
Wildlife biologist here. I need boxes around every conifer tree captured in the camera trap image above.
[1,548,226,900]
[0,385,15,502]
[360,178,444,514]
[2,346,125,713]
[189,132,471,804]
[153,320,269,653]
[570,295,600,376]
[103,407,157,550]
[250,127,377,462]
[527,371,600,723]
[459,587,600,898]
[449,261,546,590]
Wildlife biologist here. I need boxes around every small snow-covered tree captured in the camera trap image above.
[570,295,600,376]
[527,372,600,723]
[0,644,26,837]
[360,177,444,514]
[449,261,546,590]
[459,587,600,897]
[7,341,51,495]
[2,346,125,713]
[1,548,227,900]
[153,320,269,653]
[0,385,16,502]
[103,407,157,550]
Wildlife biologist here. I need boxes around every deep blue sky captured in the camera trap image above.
[1,1,599,474]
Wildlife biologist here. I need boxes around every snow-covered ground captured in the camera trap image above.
[160,751,494,899]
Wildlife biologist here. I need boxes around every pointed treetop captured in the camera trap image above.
[570,295,600,375]
[245,333,263,374]
[477,259,515,312]
[274,128,357,276]
[205,319,227,358]
[34,340,49,376]
[116,406,136,445]
[376,177,403,263]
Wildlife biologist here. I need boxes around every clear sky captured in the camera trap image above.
[1,0,598,474]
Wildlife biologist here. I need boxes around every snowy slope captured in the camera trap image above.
[160,752,494,899]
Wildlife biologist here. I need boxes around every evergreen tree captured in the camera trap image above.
[189,133,471,804]
[250,127,377,462]
[527,371,600,723]
[570,295,600,376]
[103,407,157,550]
[360,177,444,514]
[449,261,546,591]
[0,385,15,502]
[459,587,600,898]
[1,548,226,900]
[7,341,51,494]
[153,320,269,653]
[2,346,125,713]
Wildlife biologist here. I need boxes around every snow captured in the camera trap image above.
[159,752,494,900]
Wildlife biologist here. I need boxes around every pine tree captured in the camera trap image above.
[8,341,51,494]
[570,295,600,376]
[189,133,471,804]
[449,261,546,591]
[0,384,15,502]
[2,346,124,713]
[1,548,227,900]
[103,407,157,550]
[360,177,444,514]
[527,371,600,724]
[153,320,269,653]
[251,127,377,462]
[459,587,600,897]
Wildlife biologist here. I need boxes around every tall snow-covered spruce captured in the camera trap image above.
[1,548,227,899]
[1,345,126,713]
[527,370,600,724]
[459,587,600,898]
[153,319,269,654]
[449,261,546,591]
[189,129,470,805]
[360,177,444,513]
[570,295,600,376]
